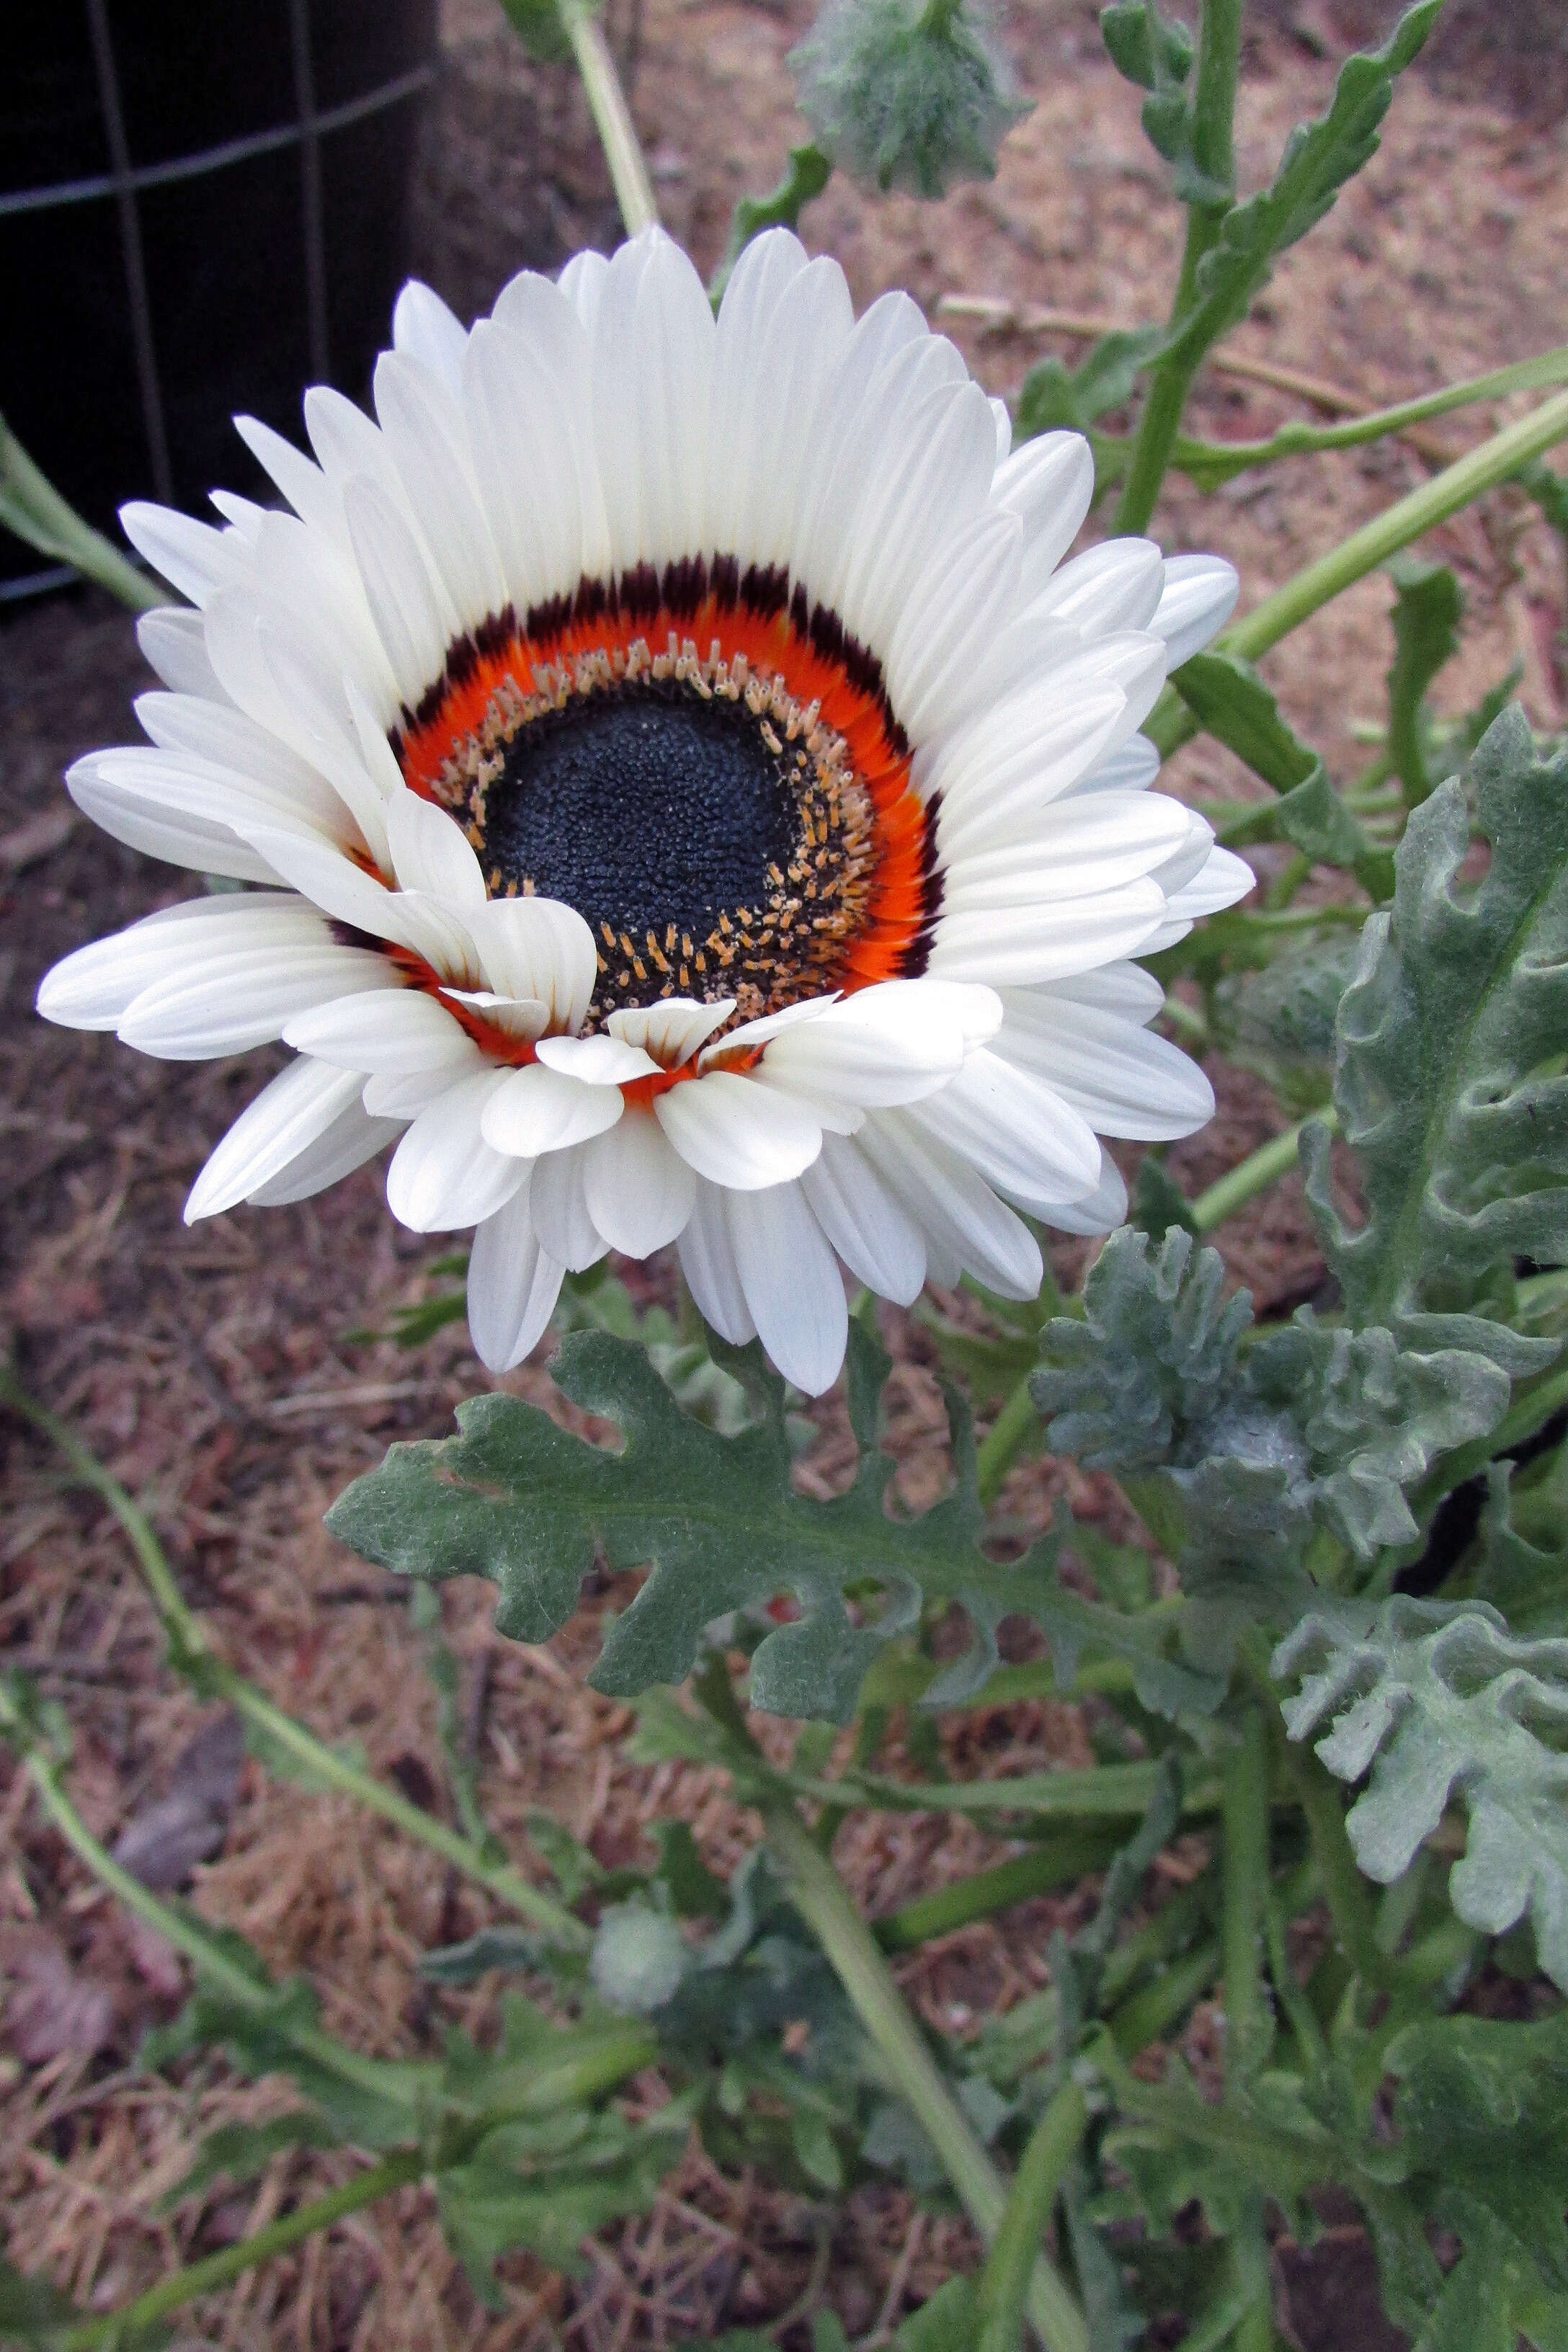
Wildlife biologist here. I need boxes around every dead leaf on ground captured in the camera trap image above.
[111,1708,246,1892]
[0,1927,117,2064]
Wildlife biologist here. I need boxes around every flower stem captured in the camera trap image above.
[875,1828,1127,1951]
[1,413,159,612]
[0,1370,589,1950]
[1172,342,1568,487]
[1221,1709,1273,2085]
[1115,0,1244,535]
[1147,388,1568,760]
[689,1660,1086,2351]
[55,2149,426,2351]
[763,1801,1089,2352]
[561,0,659,236]
[1190,1111,1338,1235]
[974,2082,1090,2352]
[976,1376,1044,1506]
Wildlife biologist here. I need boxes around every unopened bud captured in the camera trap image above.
[789,0,1030,200]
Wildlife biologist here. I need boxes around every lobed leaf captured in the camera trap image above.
[1275,1597,1568,1985]
[328,1324,1220,1723]
[1309,707,1568,1369]
[1385,556,1464,805]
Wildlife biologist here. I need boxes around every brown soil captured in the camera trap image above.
[4,2,1567,2345]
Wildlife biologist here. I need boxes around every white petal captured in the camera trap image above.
[38,893,323,1031]
[928,878,1167,986]
[996,989,1213,1139]
[385,787,488,909]
[801,1133,926,1304]
[581,1110,696,1256]
[991,396,1012,463]
[1028,538,1164,636]
[471,898,599,1034]
[713,252,855,574]
[832,379,999,659]
[386,1069,525,1231]
[283,986,472,1072]
[65,754,286,885]
[187,1058,365,1220]
[363,1048,485,1115]
[925,687,1129,862]
[885,507,1023,741]
[990,432,1096,601]
[911,1050,1102,1211]
[1048,961,1166,1022]
[938,791,1194,912]
[535,1032,660,1084]
[607,997,735,1068]
[246,1101,404,1205]
[1064,733,1162,800]
[558,247,610,334]
[727,1183,847,1396]
[1152,553,1239,669]
[759,979,973,1108]
[1141,844,1255,950]
[464,319,594,614]
[1043,1146,1130,1237]
[481,1062,624,1156]
[677,1180,755,1342]
[120,502,246,607]
[342,475,450,707]
[120,943,390,1059]
[858,1111,1043,1299]
[466,1182,566,1372]
[528,1143,610,1272]
[136,607,227,700]
[655,1071,822,1190]
[392,279,469,396]
[373,349,507,631]
[234,414,348,550]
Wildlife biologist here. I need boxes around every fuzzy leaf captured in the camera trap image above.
[160,2111,339,2208]
[1311,707,1568,1370]
[1160,1,1443,372]
[1389,2007,1568,2291]
[1471,1458,1568,1636]
[1015,326,1167,440]
[1032,1227,1252,1469]
[436,2096,696,2290]
[1210,935,1359,1114]
[1275,1598,1568,1985]
[329,1324,1219,1724]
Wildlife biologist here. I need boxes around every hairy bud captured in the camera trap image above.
[788,0,1030,200]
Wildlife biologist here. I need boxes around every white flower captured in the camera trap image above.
[37,227,1248,1395]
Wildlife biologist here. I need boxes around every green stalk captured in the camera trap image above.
[875,1829,1128,1951]
[55,2149,425,2351]
[975,2085,1090,2352]
[20,1744,420,2108]
[559,0,659,235]
[1147,388,1568,760]
[976,1376,1046,1506]
[0,1370,589,1950]
[1170,342,1568,486]
[1275,1728,1394,1991]
[1190,1111,1338,1235]
[1115,0,1245,535]
[797,1758,1223,1824]
[1221,1710,1273,2084]
[764,1801,1088,2352]
[1,414,159,611]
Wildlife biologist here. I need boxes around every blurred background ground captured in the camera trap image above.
[2,1,1567,2343]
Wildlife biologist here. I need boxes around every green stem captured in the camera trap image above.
[763,1801,1088,2352]
[1276,1729,1394,1991]
[976,1376,1045,1507]
[1190,1112,1337,1235]
[0,1369,589,1950]
[1108,1937,1221,2058]
[1115,0,1244,535]
[708,145,832,305]
[1,414,159,611]
[1147,388,1568,760]
[975,2084,1090,2352]
[1170,342,1568,487]
[57,2149,425,2351]
[1221,1710,1272,2085]
[560,1,659,236]
[798,1758,1223,1825]
[21,1746,418,2108]
[876,1828,1128,1951]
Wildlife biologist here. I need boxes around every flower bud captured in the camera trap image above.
[789,0,1030,200]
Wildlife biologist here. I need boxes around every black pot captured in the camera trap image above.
[1,0,440,592]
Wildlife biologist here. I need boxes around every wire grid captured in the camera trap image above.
[5,0,437,526]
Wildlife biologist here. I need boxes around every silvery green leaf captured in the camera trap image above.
[1210,935,1360,1115]
[1386,556,1464,806]
[1032,1227,1252,1469]
[1311,708,1568,1370]
[789,0,1030,198]
[1275,1598,1568,1985]
[329,1324,1220,1723]
[1471,1457,1568,1636]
